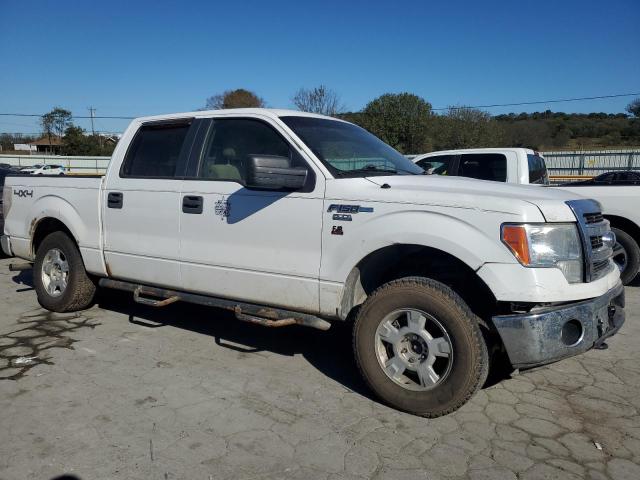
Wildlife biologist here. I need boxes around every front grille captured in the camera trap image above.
[584,212,604,224]
[593,259,610,275]
[567,199,614,282]
[590,236,604,249]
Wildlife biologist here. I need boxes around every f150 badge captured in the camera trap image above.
[327,204,373,221]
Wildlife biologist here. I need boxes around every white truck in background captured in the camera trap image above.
[2,110,625,417]
[413,148,640,284]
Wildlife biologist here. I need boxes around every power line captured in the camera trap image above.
[432,92,640,111]
[0,113,135,119]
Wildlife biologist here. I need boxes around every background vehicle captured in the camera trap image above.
[413,148,549,185]
[19,164,43,173]
[562,170,640,186]
[21,164,66,175]
[2,109,624,417]
[413,148,639,284]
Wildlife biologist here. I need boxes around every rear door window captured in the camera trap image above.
[458,153,507,182]
[416,155,455,175]
[121,122,191,178]
[527,154,549,185]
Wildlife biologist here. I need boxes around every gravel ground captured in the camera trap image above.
[1,257,639,480]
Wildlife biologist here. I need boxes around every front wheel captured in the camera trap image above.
[34,231,96,312]
[353,277,488,417]
[611,227,640,285]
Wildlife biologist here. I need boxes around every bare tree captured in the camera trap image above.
[40,112,55,144]
[204,89,265,109]
[626,98,640,118]
[292,85,344,115]
[40,107,72,142]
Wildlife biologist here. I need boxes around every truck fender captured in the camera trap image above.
[28,195,88,254]
[324,210,515,284]
[320,210,515,318]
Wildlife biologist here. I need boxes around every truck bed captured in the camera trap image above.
[3,174,105,273]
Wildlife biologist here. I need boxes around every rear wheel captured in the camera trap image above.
[353,277,488,417]
[611,227,640,285]
[34,231,96,312]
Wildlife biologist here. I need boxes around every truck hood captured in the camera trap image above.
[329,175,588,222]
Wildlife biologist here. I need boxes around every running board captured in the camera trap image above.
[133,286,179,307]
[98,278,331,331]
[9,262,33,272]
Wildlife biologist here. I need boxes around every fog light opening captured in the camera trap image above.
[561,319,584,347]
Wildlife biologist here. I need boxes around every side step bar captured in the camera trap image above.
[9,262,33,272]
[99,278,331,331]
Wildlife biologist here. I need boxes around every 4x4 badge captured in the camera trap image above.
[14,189,33,198]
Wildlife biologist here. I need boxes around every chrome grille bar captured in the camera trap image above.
[566,199,614,282]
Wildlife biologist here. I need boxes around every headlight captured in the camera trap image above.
[501,223,583,283]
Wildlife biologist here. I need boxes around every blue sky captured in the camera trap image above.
[1,0,639,134]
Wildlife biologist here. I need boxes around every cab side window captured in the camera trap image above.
[416,155,454,175]
[458,153,507,182]
[197,119,294,183]
[121,123,191,178]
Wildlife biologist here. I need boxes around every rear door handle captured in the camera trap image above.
[107,192,123,209]
[182,195,203,214]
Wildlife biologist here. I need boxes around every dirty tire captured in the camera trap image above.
[34,231,96,312]
[353,277,488,417]
[612,227,640,285]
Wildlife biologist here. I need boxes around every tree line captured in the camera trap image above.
[3,91,638,156]
[202,88,640,153]
[0,108,116,156]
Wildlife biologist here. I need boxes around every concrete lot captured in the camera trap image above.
[1,258,639,480]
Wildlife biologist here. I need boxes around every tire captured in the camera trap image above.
[353,277,488,417]
[33,231,96,312]
[612,227,640,285]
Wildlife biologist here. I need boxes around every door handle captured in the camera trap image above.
[182,195,203,214]
[107,192,123,209]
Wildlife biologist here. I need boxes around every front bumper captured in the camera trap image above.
[492,282,625,369]
[1,235,12,257]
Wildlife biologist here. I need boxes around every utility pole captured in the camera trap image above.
[88,107,96,135]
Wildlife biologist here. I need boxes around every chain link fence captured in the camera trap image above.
[542,149,639,177]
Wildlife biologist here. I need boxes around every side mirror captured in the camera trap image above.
[246,155,308,190]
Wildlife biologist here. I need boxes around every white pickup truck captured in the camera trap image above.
[2,110,625,417]
[414,148,640,285]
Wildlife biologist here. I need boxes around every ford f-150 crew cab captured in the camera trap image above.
[1,109,625,417]
[413,148,640,285]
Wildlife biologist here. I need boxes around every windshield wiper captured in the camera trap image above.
[337,164,419,176]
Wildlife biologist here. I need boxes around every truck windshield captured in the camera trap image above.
[280,116,423,177]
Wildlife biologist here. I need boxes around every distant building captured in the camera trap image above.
[13,143,37,152]
[29,136,63,154]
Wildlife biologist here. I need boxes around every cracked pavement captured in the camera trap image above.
[1,258,639,479]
